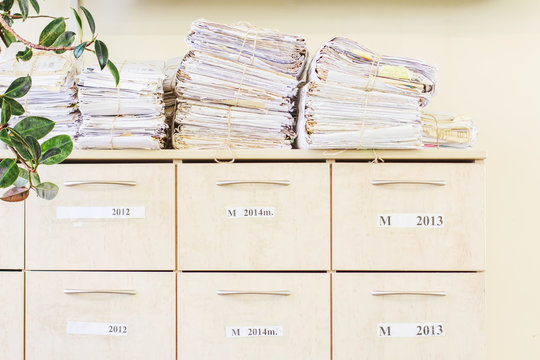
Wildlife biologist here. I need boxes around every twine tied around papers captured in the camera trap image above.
[215,23,260,163]
[110,61,127,150]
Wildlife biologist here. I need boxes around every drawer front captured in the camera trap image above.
[178,163,330,270]
[333,272,485,360]
[178,272,331,360]
[0,272,24,359]
[26,164,175,270]
[333,163,485,270]
[26,271,175,360]
[0,202,24,269]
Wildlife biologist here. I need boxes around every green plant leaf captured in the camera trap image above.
[40,135,72,165]
[15,46,33,61]
[25,135,41,161]
[80,6,95,34]
[1,0,15,12]
[1,186,30,202]
[14,166,28,187]
[73,41,87,59]
[0,128,13,146]
[1,28,17,46]
[107,60,120,86]
[17,0,29,21]
[52,31,75,54]
[40,146,60,162]
[0,158,18,188]
[35,181,58,200]
[4,75,31,98]
[29,170,40,186]
[39,17,66,47]
[71,8,83,36]
[1,98,11,125]
[29,0,38,13]
[94,40,108,70]
[13,116,54,140]
[11,136,32,161]
[4,98,24,116]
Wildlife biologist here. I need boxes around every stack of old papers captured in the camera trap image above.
[173,19,307,149]
[77,61,167,149]
[163,58,180,147]
[0,43,79,146]
[422,112,478,148]
[297,37,437,149]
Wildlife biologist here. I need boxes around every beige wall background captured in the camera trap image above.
[14,0,540,357]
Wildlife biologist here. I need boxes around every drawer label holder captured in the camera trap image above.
[226,207,275,218]
[67,321,128,336]
[57,206,145,219]
[377,214,444,228]
[377,323,445,338]
[226,326,283,338]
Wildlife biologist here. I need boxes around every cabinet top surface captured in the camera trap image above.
[0,149,487,161]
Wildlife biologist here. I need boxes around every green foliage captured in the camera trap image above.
[0,1,117,201]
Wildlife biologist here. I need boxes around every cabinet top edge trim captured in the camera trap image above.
[0,149,487,161]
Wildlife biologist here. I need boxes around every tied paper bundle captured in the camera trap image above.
[173,19,308,150]
[77,61,167,150]
[0,43,80,148]
[164,58,181,147]
[297,37,437,149]
[422,113,478,149]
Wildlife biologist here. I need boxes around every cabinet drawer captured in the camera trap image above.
[333,163,485,270]
[0,202,24,269]
[178,163,330,270]
[26,271,175,360]
[0,272,24,359]
[178,272,331,360]
[333,272,485,360]
[26,164,175,270]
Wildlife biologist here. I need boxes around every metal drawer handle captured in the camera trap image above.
[64,289,137,295]
[371,180,446,186]
[216,180,291,186]
[372,290,447,296]
[64,181,137,187]
[217,290,291,296]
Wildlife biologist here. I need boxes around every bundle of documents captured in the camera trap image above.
[77,61,167,150]
[173,19,307,149]
[421,112,478,148]
[296,37,437,149]
[0,43,80,145]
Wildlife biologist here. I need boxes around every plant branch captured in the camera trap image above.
[6,14,64,20]
[7,145,33,172]
[0,15,89,52]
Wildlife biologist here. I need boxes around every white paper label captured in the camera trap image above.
[377,323,445,338]
[226,326,283,338]
[57,206,145,219]
[226,207,275,218]
[377,214,444,228]
[67,321,128,336]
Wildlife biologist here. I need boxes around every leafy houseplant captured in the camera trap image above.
[0,0,118,202]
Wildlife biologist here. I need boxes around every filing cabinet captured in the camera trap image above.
[26,163,175,270]
[0,201,24,269]
[0,271,24,360]
[25,271,176,360]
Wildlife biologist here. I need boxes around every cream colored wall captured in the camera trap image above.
[14,0,540,357]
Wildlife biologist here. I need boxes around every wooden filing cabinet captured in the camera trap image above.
[25,163,176,270]
[178,163,331,270]
[0,149,486,360]
[0,202,24,269]
[0,271,24,360]
[25,271,176,360]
